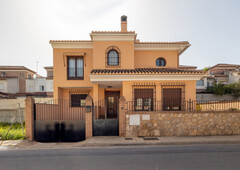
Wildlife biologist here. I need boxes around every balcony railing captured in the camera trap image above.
[126,100,240,112]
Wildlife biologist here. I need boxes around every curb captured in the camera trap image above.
[75,140,240,148]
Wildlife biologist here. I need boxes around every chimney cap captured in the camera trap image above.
[121,15,127,22]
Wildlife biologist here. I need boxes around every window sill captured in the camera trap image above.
[67,77,84,80]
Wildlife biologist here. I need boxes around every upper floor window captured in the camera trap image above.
[105,46,121,67]
[39,85,44,91]
[67,56,84,80]
[196,80,204,86]
[107,50,119,66]
[1,72,6,77]
[156,58,166,67]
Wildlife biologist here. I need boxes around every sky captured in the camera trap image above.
[0,0,240,76]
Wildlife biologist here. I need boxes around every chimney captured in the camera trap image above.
[121,15,127,32]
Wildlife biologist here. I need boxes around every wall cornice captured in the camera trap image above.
[50,42,93,49]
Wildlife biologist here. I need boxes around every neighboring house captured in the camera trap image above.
[196,64,240,93]
[50,15,204,113]
[26,66,53,97]
[179,65,197,70]
[0,66,36,94]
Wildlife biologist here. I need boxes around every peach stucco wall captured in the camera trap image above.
[93,41,135,69]
[134,50,178,68]
[122,81,196,102]
[53,48,93,99]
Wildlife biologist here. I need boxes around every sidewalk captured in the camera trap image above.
[2,135,240,150]
[77,135,240,147]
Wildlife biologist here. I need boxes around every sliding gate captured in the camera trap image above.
[34,100,85,142]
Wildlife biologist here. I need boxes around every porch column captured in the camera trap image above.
[25,96,35,141]
[93,83,99,102]
[85,95,93,139]
[156,84,162,110]
[119,96,126,137]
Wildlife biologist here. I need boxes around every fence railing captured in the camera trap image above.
[126,100,240,112]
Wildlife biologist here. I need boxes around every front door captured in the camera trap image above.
[105,91,120,118]
[93,91,120,136]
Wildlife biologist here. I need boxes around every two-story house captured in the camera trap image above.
[196,63,240,93]
[50,16,204,116]
[0,66,36,94]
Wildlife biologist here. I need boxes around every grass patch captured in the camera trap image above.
[0,122,26,140]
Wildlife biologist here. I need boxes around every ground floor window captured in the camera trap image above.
[71,94,87,107]
[134,88,153,111]
[162,88,182,111]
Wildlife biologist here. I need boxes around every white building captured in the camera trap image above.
[26,66,53,97]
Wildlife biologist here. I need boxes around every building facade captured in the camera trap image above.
[26,66,53,97]
[0,66,36,94]
[50,16,204,114]
[196,64,240,93]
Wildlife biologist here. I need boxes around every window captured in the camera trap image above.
[67,56,84,80]
[1,72,6,77]
[48,71,53,77]
[156,58,166,67]
[163,88,182,111]
[39,85,44,91]
[134,89,153,111]
[71,94,87,107]
[28,74,32,79]
[196,80,204,86]
[107,50,119,66]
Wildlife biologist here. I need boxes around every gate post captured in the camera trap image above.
[85,95,93,139]
[119,96,126,137]
[25,96,35,141]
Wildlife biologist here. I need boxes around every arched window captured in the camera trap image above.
[156,58,166,67]
[107,50,119,66]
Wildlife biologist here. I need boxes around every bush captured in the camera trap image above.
[207,82,240,96]
[0,123,25,140]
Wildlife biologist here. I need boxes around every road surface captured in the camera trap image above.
[0,144,240,170]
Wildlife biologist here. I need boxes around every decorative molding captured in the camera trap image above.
[90,34,136,41]
[50,42,93,49]
[69,89,90,93]
[134,43,190,54]
[159,82,185,85]
[132,82,156,86]
[90,74,204,82]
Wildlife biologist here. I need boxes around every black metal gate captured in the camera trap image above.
[93,91,119,136]
[34,100,85,142]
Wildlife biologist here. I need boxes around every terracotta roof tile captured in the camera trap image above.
[91,68,205,75]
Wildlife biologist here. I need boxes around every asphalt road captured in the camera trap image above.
[1,144,240,170]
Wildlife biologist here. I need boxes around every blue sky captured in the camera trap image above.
[0,0,239,76]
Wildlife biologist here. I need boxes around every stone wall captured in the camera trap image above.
[126,111,240,137]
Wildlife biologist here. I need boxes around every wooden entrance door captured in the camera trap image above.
[105,91,120,118]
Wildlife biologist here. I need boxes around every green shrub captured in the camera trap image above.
[207,82,240,96]
[0,123,25,140]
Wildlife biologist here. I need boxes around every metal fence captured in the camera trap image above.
[35,99,85,120]
[126,100,240,112]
